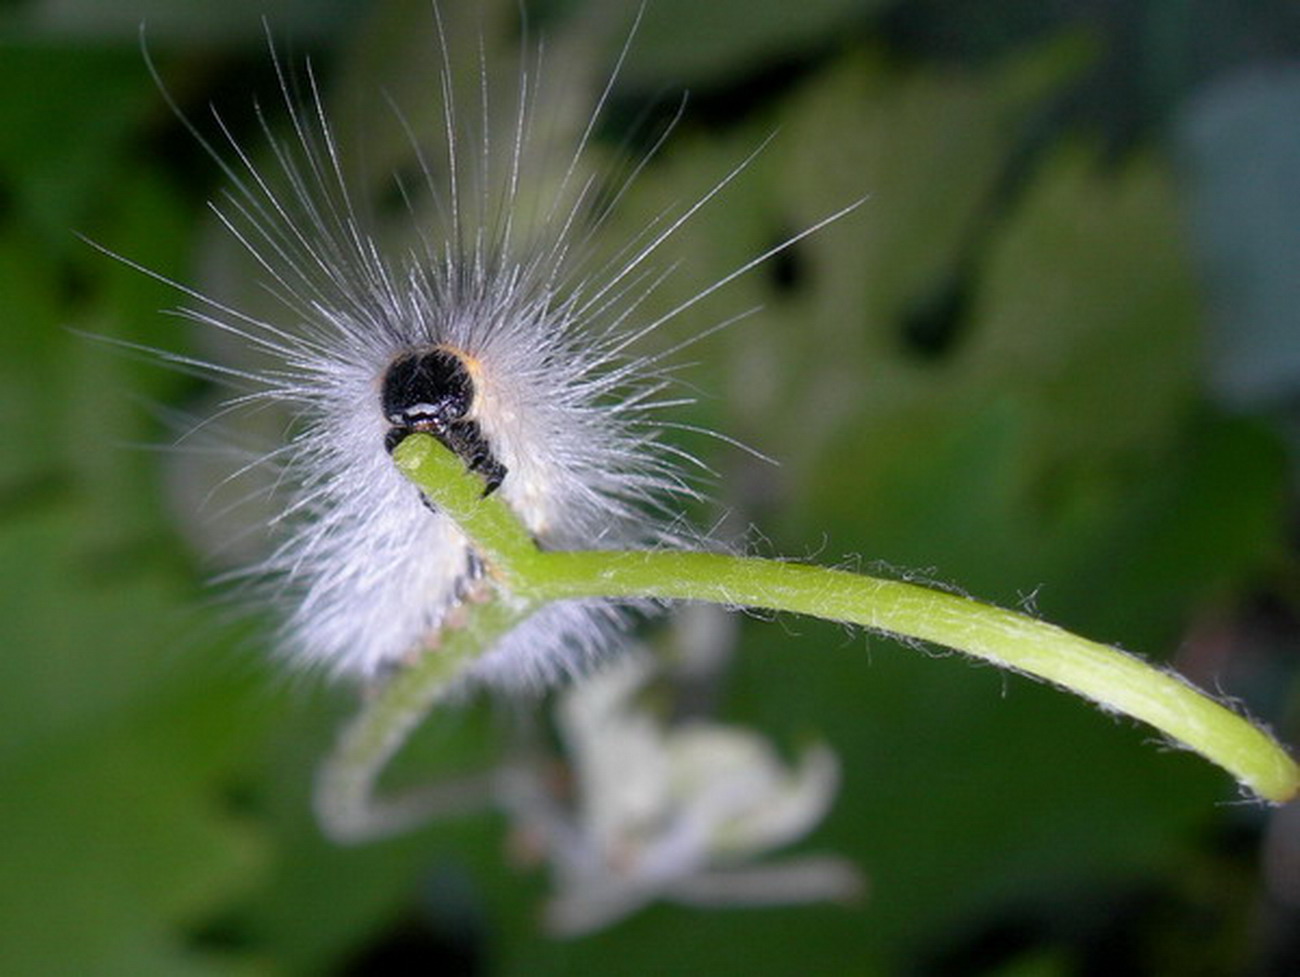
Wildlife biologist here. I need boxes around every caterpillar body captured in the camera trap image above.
[146,10,748,691]
[130,0,860,693]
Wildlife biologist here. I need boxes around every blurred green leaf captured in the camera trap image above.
[624,0,885,87]
[1,1,1291,974]
[0,503,273,976]
[0,39,277,977]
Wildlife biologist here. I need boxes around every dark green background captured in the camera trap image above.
[2,0,1299,974]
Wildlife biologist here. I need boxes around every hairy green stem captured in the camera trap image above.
[315,434,1298,841]
[531,550,1298,803]
[315,596,531,841]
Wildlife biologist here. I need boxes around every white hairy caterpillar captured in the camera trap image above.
[116,6,1300,834]
[137,8,824,692]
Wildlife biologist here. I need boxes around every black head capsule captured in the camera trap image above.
[382,347,473,432]
[381,347,507,496]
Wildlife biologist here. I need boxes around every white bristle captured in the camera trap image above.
[146,9,732,690]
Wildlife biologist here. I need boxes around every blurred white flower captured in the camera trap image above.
[500,650,862,935]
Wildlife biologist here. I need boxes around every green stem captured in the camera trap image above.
[314,595,531,841]
[317,434,1297,842]
[532,550,1299,803]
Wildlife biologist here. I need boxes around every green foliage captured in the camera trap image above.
[0,0,1293,974]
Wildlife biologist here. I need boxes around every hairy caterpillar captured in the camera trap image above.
[133,7,843,692]
[114,4,1300,850]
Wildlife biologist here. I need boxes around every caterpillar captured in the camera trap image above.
[130,6,846,692]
